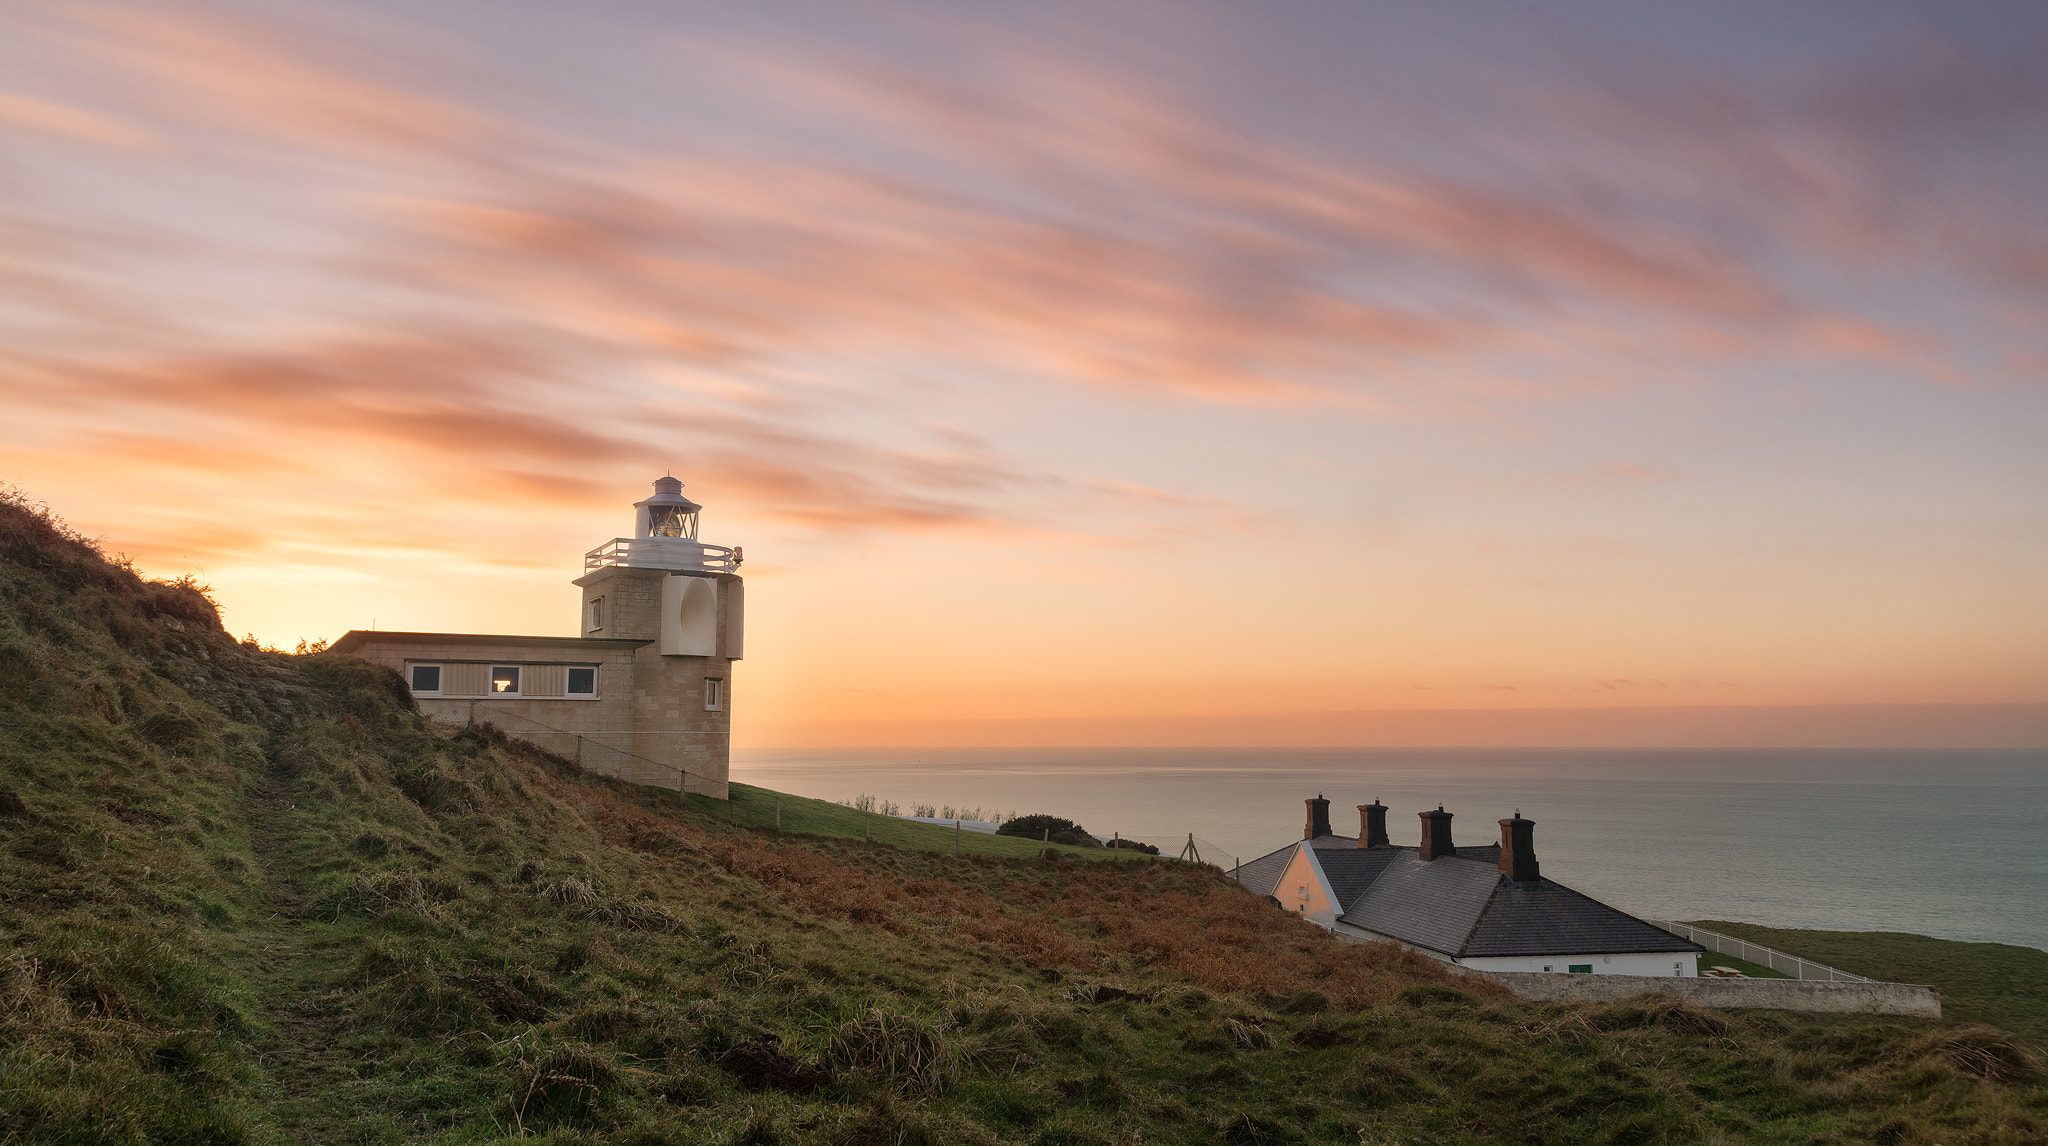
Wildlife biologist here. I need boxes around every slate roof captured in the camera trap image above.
[1232,809,1703,960]
[1339,853,1506,955]
[1335,852,1704,958]
[1231,844,1297,899]
[1461,879,1701,957]
[1312,847,1411,908]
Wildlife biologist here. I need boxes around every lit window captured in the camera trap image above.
[586,597,605,632]
[704,676,725,710]
[409,664,442,693]
[490,666,521,694]
[567,667,596,695]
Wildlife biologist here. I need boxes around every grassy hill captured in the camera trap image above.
[2,488,2045,1145]
[1687,921,2048,1045]
[680,783,1135,862]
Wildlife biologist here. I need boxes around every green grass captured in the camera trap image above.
[1697,952,1793,980]
[4,489,2047,1145]
[680,782,1140,861]
[1690,920,2048,1043]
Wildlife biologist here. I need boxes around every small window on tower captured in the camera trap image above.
[409,664,442,693]
[490,666,521,695]
[704,676,725,710]
[586,597,605,632]
[566,667,596,695]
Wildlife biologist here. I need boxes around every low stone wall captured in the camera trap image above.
[1468,970,1942,1019]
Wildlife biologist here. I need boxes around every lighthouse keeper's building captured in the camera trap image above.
[333,477,744,798]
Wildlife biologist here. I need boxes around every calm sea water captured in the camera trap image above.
[732,747,2048,952]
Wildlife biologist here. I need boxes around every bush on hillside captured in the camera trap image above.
[997,814,1089,842]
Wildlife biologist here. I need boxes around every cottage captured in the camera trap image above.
[1234,797,1702,976]
[334,477,744,798]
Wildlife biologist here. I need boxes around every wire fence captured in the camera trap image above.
[1643,919,1876,982]
[425,700,721,794]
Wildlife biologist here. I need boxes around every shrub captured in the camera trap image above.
[997,814,1088,841]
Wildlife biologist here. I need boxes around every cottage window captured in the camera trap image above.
[409,664,442,693]
[490,666,521,694]
[586,597,605,632]
[567,667,596,695]
[1568,964,1593,975]
[704,676,725,710]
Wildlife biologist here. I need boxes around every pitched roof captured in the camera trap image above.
[1312,847,1410,907]
[1231,843,1296,899]
[1461,880,1702,957]
[1339,853,1506,955]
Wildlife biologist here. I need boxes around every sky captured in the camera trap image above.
[4,0,2046,747]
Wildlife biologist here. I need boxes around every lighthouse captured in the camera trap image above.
[332,476,746,798]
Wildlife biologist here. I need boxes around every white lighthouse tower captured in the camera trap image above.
[333,476,745,798]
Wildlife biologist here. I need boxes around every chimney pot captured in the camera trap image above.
[1303,794,1332,840]
[1418,807,1456,860]
[1357,800,1390,848]
[1498,813,1540,882]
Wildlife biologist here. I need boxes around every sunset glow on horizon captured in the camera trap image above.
[6,1,2046,747]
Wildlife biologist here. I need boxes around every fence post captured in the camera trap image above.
[1042,828,1049,858]
[955,819,961,857]
[865,809,871,841]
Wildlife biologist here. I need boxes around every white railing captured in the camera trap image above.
[585,537,740,573]
[1644,919,1876,983]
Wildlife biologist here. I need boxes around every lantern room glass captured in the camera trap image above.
[646,505,699,540]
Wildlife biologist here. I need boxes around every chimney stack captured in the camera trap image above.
[1497,811,1539,882]
[1357,800,1390,848]
[1418,806,1456,860]
[1304,794,1332,840]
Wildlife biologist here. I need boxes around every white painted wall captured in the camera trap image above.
[1460,952,1696,977]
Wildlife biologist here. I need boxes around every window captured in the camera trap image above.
[409,664,442,693]
[1542,965,1554,973]
[1568,964,1593,975]
[586,597,605,633]
[490,666,521,695]
[567,667,596,695]
[704,676,725,710]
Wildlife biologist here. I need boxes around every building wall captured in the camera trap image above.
[1460,952,1696,977]
[1470,970,1940,1018]
[572,566,739,799]
[1277,846,1337,925]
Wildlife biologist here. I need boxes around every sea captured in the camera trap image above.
[731,747,2048,952]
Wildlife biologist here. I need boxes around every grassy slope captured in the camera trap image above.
[3,493,2046,1146]
[682,784,1131,861]
[1689,921,2048,1044]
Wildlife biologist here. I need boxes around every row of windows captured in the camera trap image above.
[409,663,596,698]
[406,661,725,709]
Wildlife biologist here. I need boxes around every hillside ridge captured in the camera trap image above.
[1,490,2043,1145]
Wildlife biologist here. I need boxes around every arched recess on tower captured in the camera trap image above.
[660,575,719,656]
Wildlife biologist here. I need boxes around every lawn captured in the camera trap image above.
[1690,920,2048,1043]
